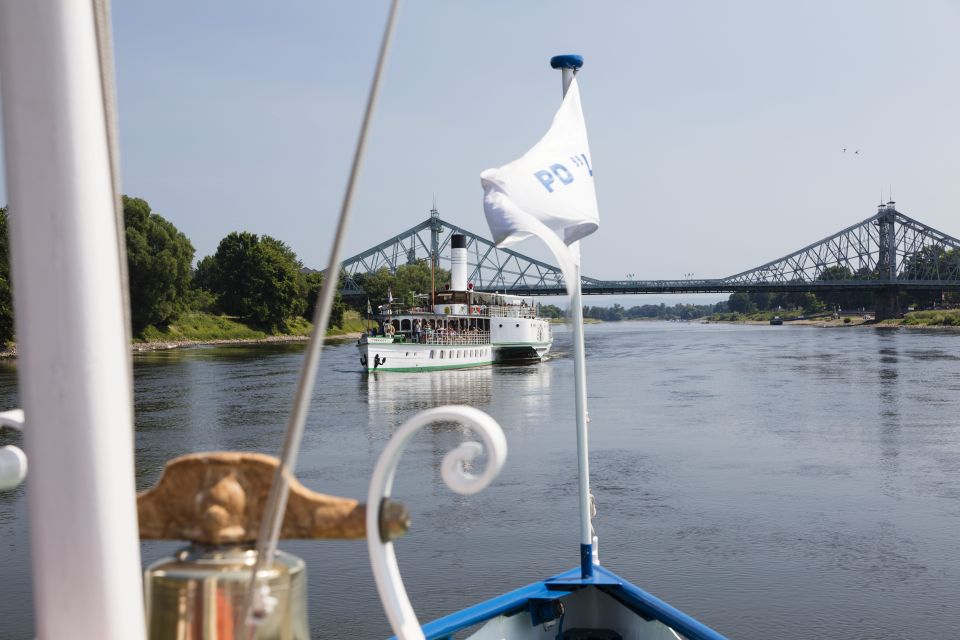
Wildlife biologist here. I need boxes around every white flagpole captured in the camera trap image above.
[550,54,596,578]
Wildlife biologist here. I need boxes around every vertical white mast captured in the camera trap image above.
[0,1,146,638]
[550,54,596,578]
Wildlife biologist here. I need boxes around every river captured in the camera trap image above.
[1,322,959,639]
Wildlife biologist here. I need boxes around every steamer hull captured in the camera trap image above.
[357,335,494,372]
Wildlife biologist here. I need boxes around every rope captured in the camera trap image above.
[91,0,134,403]
[240,1,402,635]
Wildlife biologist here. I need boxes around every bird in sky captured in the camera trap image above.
[842,148,847,153]
[855,150,860,154]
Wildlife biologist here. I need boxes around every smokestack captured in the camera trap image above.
[450,234,468,291]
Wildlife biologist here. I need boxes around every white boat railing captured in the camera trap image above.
[483,305,539,319]
[383,305,542,320]
[422,330,490,346]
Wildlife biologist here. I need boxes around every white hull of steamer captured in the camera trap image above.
[358,336,495,372]
[356,314,551,373]
[490,316,552,361]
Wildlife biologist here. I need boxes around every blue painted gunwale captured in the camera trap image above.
[392,565,729,640]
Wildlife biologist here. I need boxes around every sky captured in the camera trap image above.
[1,1,959,306]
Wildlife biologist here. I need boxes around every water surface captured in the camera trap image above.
[1,322,959,639]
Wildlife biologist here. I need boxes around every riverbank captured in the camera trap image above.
[704,309,960,329]
[131,331,363,353]
[0,331,365,360]
[0,310,368,360]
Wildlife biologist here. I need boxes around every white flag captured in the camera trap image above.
[480,78,598,295]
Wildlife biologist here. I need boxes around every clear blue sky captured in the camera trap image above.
[1,1,958,299]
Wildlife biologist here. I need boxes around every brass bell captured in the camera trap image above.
[139,452,409,639]
[145,544,307,640]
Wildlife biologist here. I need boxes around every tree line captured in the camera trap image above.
[582,302,723,321]
[123,196,344,335]
[0,197,346,343]
[0,196,460,344]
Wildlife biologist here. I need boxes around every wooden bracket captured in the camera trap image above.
[138,451,408,544]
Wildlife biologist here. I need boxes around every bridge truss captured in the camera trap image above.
[339,208,603,295]
[337,204,960,316]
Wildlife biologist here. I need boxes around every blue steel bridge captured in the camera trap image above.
[337,203,960,319]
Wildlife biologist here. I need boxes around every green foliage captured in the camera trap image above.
[124,196,195,334]
[199,231,307,331]
[725,289,823,315]
[351,260,450,310]
[0,207,13,344]
[303,271,346,329]
[538,304,565,319]
[902,309,960,326]
[748,291,771,311]
[138,311,314,342]
[727,292,754,313]
[184,286,218,313]
[783,291,823,313]
[582,302,718,321]
[139,312,270,342]
[326,310,366,336]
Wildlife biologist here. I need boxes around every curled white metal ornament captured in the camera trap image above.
[367,406,508,640]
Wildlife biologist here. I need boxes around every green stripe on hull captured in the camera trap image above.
[365,360,494,373]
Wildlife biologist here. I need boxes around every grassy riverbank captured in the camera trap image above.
[707,308,960,328]
[136,310,367,343]
[883,309,960,327]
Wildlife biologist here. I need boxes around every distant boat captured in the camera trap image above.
[770,316,783,325]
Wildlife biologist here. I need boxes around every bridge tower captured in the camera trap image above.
[874,201,901,320]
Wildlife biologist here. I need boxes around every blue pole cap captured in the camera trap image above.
[550,55,584,70]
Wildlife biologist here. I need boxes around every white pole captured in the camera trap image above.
[0,2,146,638]
[551,55,595,578]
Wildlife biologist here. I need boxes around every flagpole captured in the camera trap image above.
[550,54,596,579]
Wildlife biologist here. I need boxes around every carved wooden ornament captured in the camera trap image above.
[138,451,409,545]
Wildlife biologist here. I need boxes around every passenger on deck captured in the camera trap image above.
[413,319,422,343]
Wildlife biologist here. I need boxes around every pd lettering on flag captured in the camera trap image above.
[480,78,599,296]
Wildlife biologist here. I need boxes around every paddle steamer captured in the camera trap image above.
[357,234,553,372]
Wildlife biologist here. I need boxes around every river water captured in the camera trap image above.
[1,322,960,639]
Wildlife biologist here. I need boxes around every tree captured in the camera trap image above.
[303,271,345,329]
[538,304,564,319]
[352,260,450,310]
[727,292,754,313]
[814,265,850,310]
[748,291,772,311]
[124,196,195,333]
[200,231,306,330]
[0,207,13,344]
